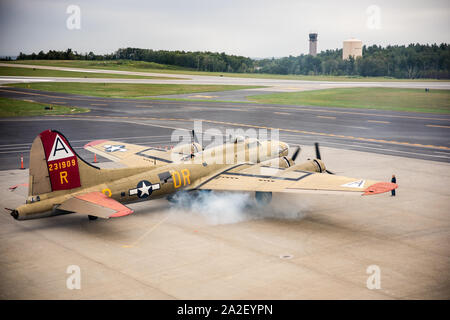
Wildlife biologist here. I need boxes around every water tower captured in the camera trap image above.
[309,33,318,56]
[343,38,363,60]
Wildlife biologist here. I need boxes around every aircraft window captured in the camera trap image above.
[158,171,172,183]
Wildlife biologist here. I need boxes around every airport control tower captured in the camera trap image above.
[309,33,318,56]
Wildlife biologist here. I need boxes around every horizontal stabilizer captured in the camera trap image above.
[84,139,173,167]
[58,191,133,219]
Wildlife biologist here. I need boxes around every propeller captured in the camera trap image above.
[291,146,301,162]
[191,129,204,151]
[314,142,334,174]
[314,142,321,160]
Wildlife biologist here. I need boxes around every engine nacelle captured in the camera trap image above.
[258,156,293,169]
[289,159,326,173]
[171,142,203,160]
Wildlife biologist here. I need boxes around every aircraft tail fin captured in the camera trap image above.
[28,130,100,197]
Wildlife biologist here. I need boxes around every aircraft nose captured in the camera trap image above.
[10,210,19,220]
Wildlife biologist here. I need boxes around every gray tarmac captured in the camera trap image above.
[0,78,449,300]
[0,145,449,299]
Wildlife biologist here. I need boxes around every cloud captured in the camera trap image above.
[0,0,449,57]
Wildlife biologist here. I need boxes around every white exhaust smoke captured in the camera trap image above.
[168,191,308,225]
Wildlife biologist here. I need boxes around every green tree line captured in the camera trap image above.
[256,44,450,79]
[113,48,253,73]
[14,43,450,79]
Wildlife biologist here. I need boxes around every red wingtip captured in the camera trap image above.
[363,182,398,196]
[76,192,134,218]
[84,139,108,148]
[110,209,134,218]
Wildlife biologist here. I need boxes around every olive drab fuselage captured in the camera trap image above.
[13,138,290,220]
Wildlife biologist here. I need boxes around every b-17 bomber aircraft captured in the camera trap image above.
[9,129,398,221]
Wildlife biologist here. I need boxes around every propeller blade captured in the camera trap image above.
[314,142,333,173]
[314,142,321,160]
[191,130,205,150]
[291,146,301,162]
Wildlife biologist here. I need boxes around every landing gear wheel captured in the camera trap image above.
[195,189,211,198]
[255,191,272,206]
[88,215,98,221]
[166,193,178,204]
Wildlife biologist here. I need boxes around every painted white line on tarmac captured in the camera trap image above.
[345,126,370,130]
[323,142,450,158]
[0,77,53,82]
[0,134,174,148]
[317,115,336,119]
[0,146,31,151]
[0,149,30,154]
[352,142,383,148]
[426,124,450,129]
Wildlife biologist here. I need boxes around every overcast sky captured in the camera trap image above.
[0,0,449,58]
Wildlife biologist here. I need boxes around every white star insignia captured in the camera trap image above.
[138,182,152,196]
[129,182,160,197]
[104,145,127,152]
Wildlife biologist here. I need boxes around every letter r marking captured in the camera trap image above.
[60,171,68,184]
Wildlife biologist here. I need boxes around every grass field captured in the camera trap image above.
[0,97,88,117]
[4,60,445,82]
[6,82,263,99]
[0,66,178,80]
[248,87,450,114]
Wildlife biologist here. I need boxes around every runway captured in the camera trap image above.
[2,63,450,91]
[0,86,449,171]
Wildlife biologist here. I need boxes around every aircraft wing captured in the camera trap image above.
[192,164,397,196]
[84,140,173,167]
[58,191,133,219]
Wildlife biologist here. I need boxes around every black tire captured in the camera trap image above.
[88,215,98,221]
[255,191,272,205]
[196,189,211,196]
[166,193,178,204]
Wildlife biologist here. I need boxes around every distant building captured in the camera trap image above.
[343,38,363,60]
[309,33,318,56]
